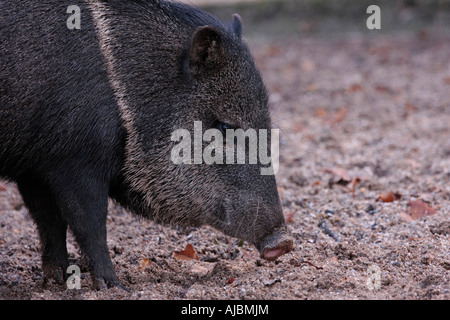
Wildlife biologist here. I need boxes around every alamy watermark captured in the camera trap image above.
[66,5,81,30]
[170,121,279,175]
[66,4,381,31]
[66,264,81,289]
[366,5,381,30]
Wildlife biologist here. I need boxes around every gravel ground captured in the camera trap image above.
[1,18,449,300]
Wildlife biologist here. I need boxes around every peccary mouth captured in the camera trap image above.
[257,229,294,261]
[211,200,293,261]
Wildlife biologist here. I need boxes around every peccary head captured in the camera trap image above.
[91,1,293,260]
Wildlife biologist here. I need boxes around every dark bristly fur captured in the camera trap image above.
[0,0,292,289]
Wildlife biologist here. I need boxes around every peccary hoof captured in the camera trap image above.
[259,232,293,261]
[92,276,130,292]
[42,262,67,287]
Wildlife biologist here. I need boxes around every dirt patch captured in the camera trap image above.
[1,16,449,301]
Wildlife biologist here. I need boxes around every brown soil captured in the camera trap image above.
[1,19,449,301]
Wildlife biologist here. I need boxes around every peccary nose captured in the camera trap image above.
[259,230,293,261]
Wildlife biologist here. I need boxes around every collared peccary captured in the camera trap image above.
[0,0,293,289]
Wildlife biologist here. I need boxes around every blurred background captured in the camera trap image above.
[180,0,450,38]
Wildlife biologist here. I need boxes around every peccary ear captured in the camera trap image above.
[232,14,242,39]
[188,26,225,75]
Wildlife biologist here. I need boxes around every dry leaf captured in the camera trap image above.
[377,191,401,203]
[173,243,200,261]
[324,167,367,195]
[315,108,328,118]
[399,211,414,222]
[348,177,361,195]
[408,200,438,220]
[375,85,394,94]
[139,258,152,270]
[263,45,282,58]
[324,107,349,126]
[292,122,303,132]
[227,277,235,285]
[324,167,368,184]
[346,83,363,93]
[284,211,295,223]
[300,258,323,270]
[324,167,352,183]
[443,76,450,85]
[405,102,418,112]
[0,182,6,191]
[378,192,394,202]
[304,83,319,92]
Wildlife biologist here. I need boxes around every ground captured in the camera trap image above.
[0,2,449,300]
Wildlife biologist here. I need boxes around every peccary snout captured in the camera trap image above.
[207,172,293,261]
[258,229,294,261]
[214,208,293,261]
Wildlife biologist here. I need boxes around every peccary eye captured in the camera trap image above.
[216,121,237,134]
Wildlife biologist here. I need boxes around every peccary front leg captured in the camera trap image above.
[53,177,123,290]
[18,179,69,286]
[20,175,123,290]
